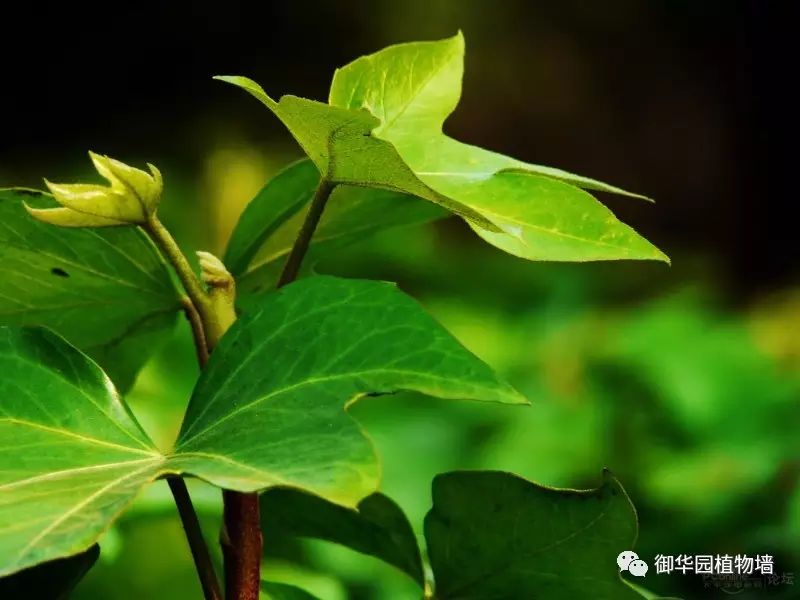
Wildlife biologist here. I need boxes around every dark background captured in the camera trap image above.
[1,1,795,299]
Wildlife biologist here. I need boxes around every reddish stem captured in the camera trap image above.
[221,491,263,600]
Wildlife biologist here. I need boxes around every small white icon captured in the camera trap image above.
[618,551,648,577]
[629,559,649,577]
[617,551,639,571]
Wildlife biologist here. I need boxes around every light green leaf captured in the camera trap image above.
[261,488,424,586]
[0,327,164,576]
[260,581,323,600]
[0,189,181,390]
[0,544,99,599]
[424,471,642,599]
[329,33,650,200]
[214,77,492,229]
[172,276,524,505]
[224,159,444,294]
[217,34,667,263]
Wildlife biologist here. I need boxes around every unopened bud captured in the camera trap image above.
[25,152,163,227]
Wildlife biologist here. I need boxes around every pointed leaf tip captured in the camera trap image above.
[214,75,277,109]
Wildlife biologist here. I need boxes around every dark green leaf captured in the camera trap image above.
[0,544,99,599]
[172,276,524,505]
[261,488,424,586]
[224,159,444,294]
[0,327,164,576]
[0,189,181,390]
[217,34,667,263]
[425,471,642,599]
[261,581,322,600]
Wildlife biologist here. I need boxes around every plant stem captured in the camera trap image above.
[221,491,262,600]
[181,296,210,367]
[141,217,223,599]
[150,176,335,600]
[144,215,212,316]
[193,255,263,600]
[277,179,336,287]
[168,477,223,600]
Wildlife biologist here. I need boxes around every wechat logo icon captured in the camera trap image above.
[618,551,649,577]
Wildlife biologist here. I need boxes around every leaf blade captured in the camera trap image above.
[0,544,99,599]
[0,327,163,576]
[261,488,424,586]
[226,159,445,295]
[172,276,524,505]
[219,34,666,263]
[424,471,642,600]
[0,189,181,389]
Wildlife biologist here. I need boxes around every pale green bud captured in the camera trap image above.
[25,152,163,227]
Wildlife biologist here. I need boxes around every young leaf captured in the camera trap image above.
[424,471,642,599]
[0,189,181,390]
[30,153,163,226]
[217,34,667,263]
[260,488,424,586]
[0,544,99,599]
[0,327,164,576]
[225,159,444,294]
[171,276,525,506]
[329,33,647,199]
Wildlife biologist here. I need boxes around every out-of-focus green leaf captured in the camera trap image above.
[171,276,524,505]
[224,159,443,295]
[224,160,319,277]
[0,328,163,576]
[0,189,180,390]
[260,580,322,600]
[217,34,666,263]
[261,488,424,586]
[0,544,99,599]
[424,471,642,599]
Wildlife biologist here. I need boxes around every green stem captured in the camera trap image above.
[192,255,262,600]
[211,178,339,596]
[144,215,212,316]
[141,217,223,599]
[148,176,335,600]
[278,179,336,287]
[180,296,210,367]
[168,478,223,600]
[147,214,260,599]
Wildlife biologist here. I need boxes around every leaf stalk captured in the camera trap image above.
[278,179,336,287]
[167,477,223,600]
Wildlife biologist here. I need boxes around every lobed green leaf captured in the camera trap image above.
[0,328,164,576]
[0,189,181,390]
[424,470,642,599]
[218,33,667,264]
[172,276,525,505]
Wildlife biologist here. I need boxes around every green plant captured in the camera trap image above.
[0,34,668,599]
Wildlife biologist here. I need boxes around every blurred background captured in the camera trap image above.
[2,1,798,599]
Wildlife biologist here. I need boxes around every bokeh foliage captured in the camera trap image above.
[63,193,798,598]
